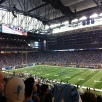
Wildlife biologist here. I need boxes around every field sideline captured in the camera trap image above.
[9,65,102,91]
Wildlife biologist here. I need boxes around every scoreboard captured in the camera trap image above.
[1,24,27,36]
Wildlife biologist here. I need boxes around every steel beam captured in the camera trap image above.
[0,5,48,22]
[93,0,102,11]
[28,2,49,12]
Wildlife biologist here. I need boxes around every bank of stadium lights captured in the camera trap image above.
[28,44,30,46]
[99,13,102,16]
[79,16,87,20]
[52,19,79,34]
[45,21,69,30]
[45,25,50,30]
[79,49,84,51]
[99,48,102,49]
[50,24,61,28]
[62,21,69,25]
[71,19,78,22]
[90,13,98,18]
[46,13,102,34]
[52,26,76,34]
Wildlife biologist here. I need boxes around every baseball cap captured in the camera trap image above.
[5,77,25,102]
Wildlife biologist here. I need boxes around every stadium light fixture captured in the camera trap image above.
[52,27,72,34]
[72,19,78,22]
[50,24,60,28]
[99,13,102,16]
[90,13,98,18]
[79,49,84,51]
[45,25,49,30]
[79,16,87,20]
[62,21,69,25]
[99,48,102,49]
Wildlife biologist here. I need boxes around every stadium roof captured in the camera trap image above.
[0,0,102,34]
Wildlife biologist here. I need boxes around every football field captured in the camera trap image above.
[9,65,102,91]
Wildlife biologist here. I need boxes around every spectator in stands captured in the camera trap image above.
[86,87,89,92]
[54,84,81,102]
[0,50,102,68]
[45,92,53,102]
[39,84,49,102]
[82,91,97,102]
[24,77,34,102]
[5,77,25,102]
[0,72,6,102]
[97,95,102,102]
[32,84,40,102]
[36,83,41,95]
[0,72,5,95]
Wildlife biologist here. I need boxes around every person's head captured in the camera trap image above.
[97,95,102,102]
[82,91,97,102]
[41,84,49,95]
[45,92,53,102]
[5,77,25,102]
[36,84,41,94]
[24,77,34,98]
[33,84,37,94]
[0,72,5,96]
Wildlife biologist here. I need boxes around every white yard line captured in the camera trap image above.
[82,71,101,86]
[59,69,81,80]
[74,72,92,83]
[91,76,102,88]
[68,70,89,82]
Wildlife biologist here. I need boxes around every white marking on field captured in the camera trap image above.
[60,69,83,81]
[66,77,70,78]
[78,78,84,80]
[94,80,100,83]
[55,75,59,76]
[91,76,102,87]
[68,70,89,82]
[90,69,98,71]
[83,71,101,86]
[45,74,49,75]
[71,71,93,84]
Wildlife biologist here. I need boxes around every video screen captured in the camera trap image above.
[2,24,27,36]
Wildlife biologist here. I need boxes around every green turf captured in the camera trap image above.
[8,65,102,91]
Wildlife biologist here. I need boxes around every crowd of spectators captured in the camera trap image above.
[0,50,102,69]
[0,41,33,51]
[0,71,102,102]
[28,50,102,64]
